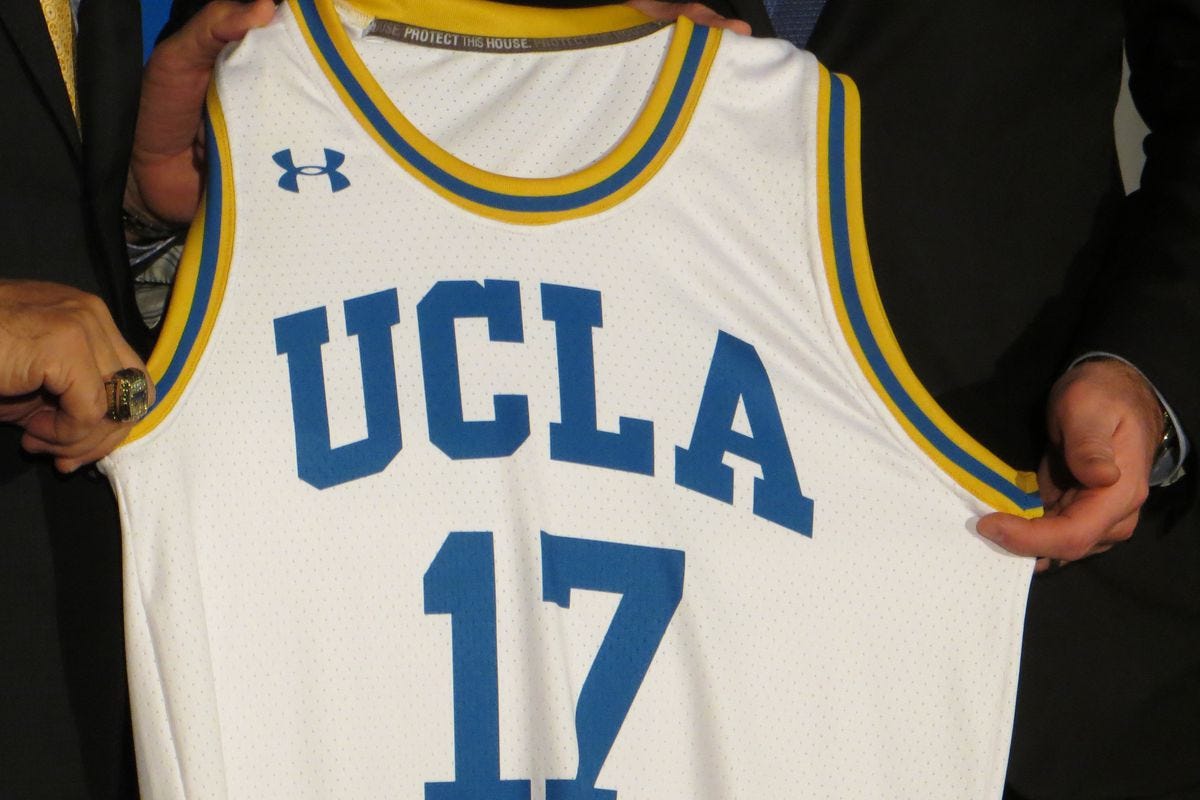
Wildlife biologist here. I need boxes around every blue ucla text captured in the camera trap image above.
[273,280,815,535]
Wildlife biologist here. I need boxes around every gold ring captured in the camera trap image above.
[104,368,150,422]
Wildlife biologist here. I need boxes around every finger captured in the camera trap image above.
[977,489,1136,562]
[683,6,753,36]
[1035,455,1066,510]
[626,0,753,35]
[134,0,276,222]
[23,378,110,451]
[1034,538,1121,574]
[25,298,150,453]
[1032,557,1078,573]
[152,0,275,76]
[50,422,136,473]
[977,512,1087,561]
[40,299,134,445]
[22,363,137,465]
[0,393,45,429]
[22,423,104,469]
[94,301,155,408]
[210,0,277,46]
[22,331,111,450]
[1098,507,1140,545]
[713,16,753,35]
[1047,485,1081,515]
[23,416,130,472]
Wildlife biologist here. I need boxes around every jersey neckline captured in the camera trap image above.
[289,0,721,224]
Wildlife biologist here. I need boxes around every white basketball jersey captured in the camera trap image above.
[102,1,1041,797]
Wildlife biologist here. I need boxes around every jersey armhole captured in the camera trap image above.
[123,88,237,446]
[814,67,1041,519]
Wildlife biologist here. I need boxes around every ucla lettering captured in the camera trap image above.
[417,280,531,460]
[274,281,813,534]
[675,331,814,536]
[542,283,654,476]
[273,289,402,489]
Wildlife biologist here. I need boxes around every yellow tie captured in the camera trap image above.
[39,0,78,122]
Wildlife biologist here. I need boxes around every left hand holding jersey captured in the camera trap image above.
[128,0,275,226]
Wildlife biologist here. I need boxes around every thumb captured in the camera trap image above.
[1057,408,1122,489]
[172,0,277,71]
[205,0,278,61]
[134,0,276,222]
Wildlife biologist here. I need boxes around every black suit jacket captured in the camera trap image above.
[708,0,1200,796]
[0,1,143,796]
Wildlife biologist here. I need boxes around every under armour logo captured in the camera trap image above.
[272,148,351,193]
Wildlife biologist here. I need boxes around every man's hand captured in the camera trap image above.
[0,281,153,472]
[626,1,752,36]
[128,0,276,225]
[977,358,1165,571]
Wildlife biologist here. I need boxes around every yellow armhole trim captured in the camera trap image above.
[126,87,236,445]
[815,67,1040,518]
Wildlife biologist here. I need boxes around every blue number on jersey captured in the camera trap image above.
[424,531,685,799]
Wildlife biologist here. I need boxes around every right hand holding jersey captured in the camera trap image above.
[977,358,1165,570]
[0,280,151,472]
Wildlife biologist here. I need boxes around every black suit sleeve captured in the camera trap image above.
[1076,0,1200,443]
[0,0,142,796]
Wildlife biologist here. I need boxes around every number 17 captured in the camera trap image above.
[424,531,686,800]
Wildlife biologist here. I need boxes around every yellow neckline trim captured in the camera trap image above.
[344,0,652,37]
[291,0,720,223]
